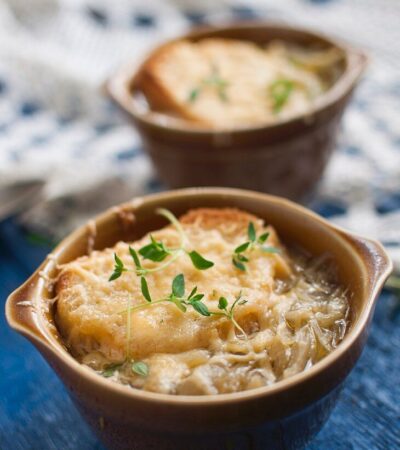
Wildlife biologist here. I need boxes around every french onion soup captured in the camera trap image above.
[55,208,349,395]
[136,38,344,129]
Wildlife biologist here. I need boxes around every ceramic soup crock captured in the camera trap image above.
[106,23,368,201]
[6,188,391,450]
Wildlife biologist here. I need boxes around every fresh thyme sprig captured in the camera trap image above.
[232,222,280,271]
[122,273,209,316]
[269,78,294,113]
[121,273,248,337]
[101,359,149,378]
[105,207,212,380]
[213,292,248,337]
[108,208,214,343]
[109,254,127,281]
[101,362,124,378]
[109,208,214,282]
[188,64,229,103]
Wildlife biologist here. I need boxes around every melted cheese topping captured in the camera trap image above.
[55,208,349,395]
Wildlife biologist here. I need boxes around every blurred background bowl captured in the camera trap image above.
[106,22,367,202]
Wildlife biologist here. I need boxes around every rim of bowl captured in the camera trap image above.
[6,187,392,407]
[106,21,368,137]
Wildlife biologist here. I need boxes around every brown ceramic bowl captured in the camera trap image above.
[6,188,391,450]
[106,23,367,201]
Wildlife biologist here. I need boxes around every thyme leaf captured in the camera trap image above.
[101,362,124,378]
[269,78,294,113]
[232,257,246,272]
[188,286,198,299]
[191,300,210,316]
[129,246,142,270]
[172,273,185,298]
[139,235,170,262]
[232,222,280,271]
[188,88,200,103]
[109,253,127,281]
[234,242,250,253]
[132,361,149,377]
[248,222,256,242]
[218,296,228,310]
[190,293,205,302]
[188,250,214,270]
[140,277,152,302]
[258,232,270,244]
[187,64,229,103]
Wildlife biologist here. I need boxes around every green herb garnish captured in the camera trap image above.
[232,255,248,272]
[108,254,127,281]
[139,235,170,262]
[109,209,214,319]
[132,361,149,377]
[110,209,214,279]
[188,250,215,270]
[140,276,152,302]
[269,78,294,113]
[172,273,185,298]
[187,64,229,103]
[188,88,200,102]
[122,273,210,318]
[232,222,280,271]
[120,273,247,335]
[248,222,256,242]
[102,360,148,378]
[129,246,141,268]
[101,362,124,378]
[214,292,248,337]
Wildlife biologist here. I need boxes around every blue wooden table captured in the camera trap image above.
[1,217,399,450]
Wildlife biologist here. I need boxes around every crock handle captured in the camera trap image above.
[346,46,369,88]
[347,233,393,294]
[5,272,48,343]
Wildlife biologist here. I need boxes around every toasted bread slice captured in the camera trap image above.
[55,208,289,364]
[137,38,324,128]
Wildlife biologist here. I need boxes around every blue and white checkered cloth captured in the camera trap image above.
[0,0,399,269]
